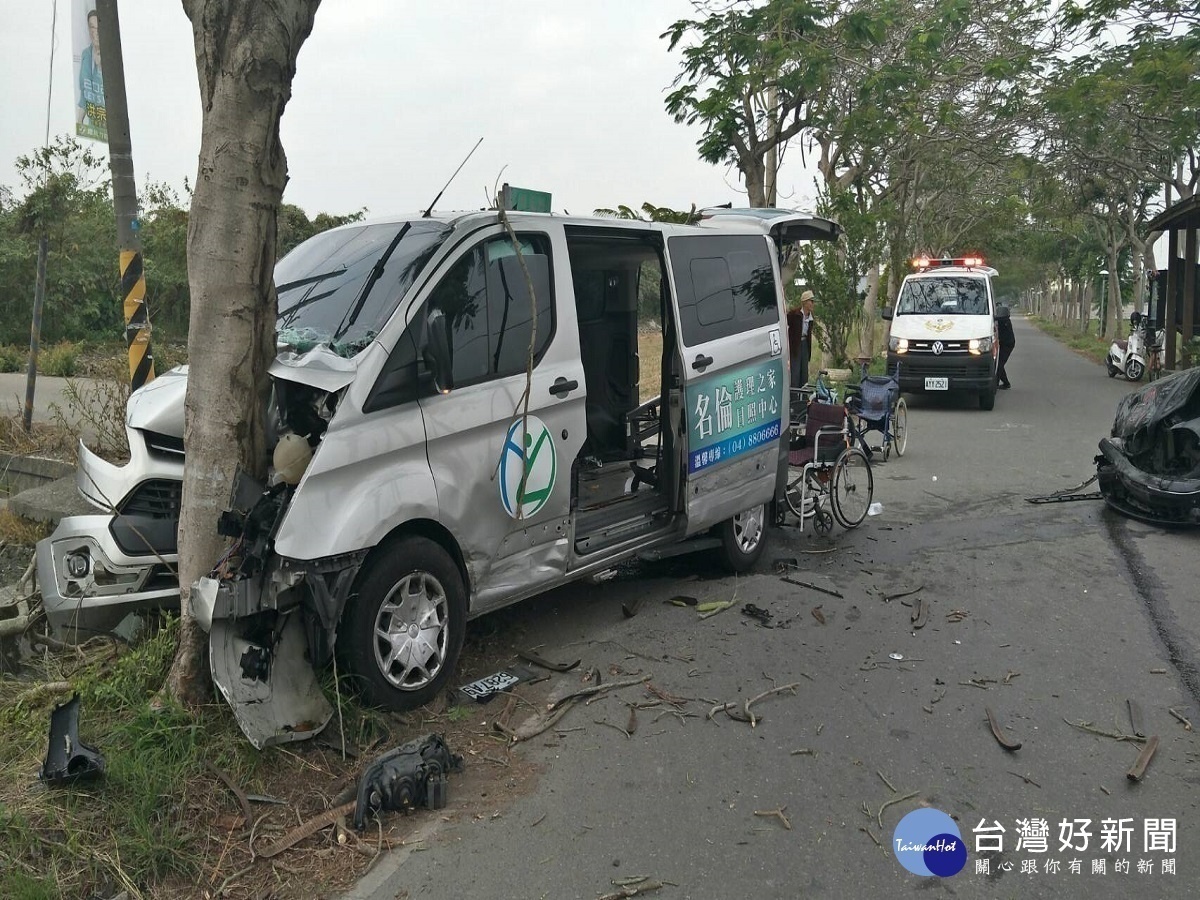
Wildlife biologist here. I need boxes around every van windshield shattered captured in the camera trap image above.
[274,221,451,355]
[895,276,989,316]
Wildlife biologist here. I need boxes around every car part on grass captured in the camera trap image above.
[207,612,333,750]
[352,733,464,830]
[40,694,105,785]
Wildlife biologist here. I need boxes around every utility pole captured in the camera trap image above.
[96,0,155,390]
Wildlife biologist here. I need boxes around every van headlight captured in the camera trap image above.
[889,337,909,354]
[969,337,993,355]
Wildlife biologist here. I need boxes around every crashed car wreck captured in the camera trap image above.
[37,205,841,749]
[1096,367,1200,526]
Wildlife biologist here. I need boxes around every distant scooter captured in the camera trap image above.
[1106,311,1163,382]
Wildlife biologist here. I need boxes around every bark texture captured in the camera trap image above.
[166,0,320,706]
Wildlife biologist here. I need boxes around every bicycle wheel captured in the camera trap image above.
[831,447,873,529]
[893,398,908,457]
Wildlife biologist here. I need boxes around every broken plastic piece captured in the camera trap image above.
[40,694,105,785]
[353,733,464,830]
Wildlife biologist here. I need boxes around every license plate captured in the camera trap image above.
[459,670,520,702]
[925,377,949,391]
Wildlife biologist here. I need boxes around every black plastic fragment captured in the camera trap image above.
[40,694,105,785]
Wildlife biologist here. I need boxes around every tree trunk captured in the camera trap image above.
[858,264,880,359]
[165,0,320,706]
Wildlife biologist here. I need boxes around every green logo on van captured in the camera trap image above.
[500,415,557,519]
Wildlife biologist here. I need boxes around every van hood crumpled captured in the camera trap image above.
[124,346,358,441]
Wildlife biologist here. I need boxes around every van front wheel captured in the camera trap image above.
[716,504,768,572]
[339,536,466,711]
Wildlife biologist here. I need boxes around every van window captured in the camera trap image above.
[668,235,778,346]
[896,276,990,315]
[365,234,555,411]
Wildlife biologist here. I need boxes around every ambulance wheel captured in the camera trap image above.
[340,536,466,711]
[979,384,996,411]
[717,504,768,572]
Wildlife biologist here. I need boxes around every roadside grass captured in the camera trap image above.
[0,602,541,899]
[0,511,53,547]
[1028,316,1111,366]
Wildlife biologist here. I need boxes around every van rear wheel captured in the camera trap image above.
[339,536,466,711]
[717,504,768,572]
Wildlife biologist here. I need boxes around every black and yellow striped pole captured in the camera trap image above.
[97,0,154,389]
[121,248,154,387]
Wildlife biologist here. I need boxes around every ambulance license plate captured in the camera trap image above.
[924,377,949,391]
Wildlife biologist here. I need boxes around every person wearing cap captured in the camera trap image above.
[787,290,816,388]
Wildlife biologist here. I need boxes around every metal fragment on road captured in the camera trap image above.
[985,706,1022,751]
[889,653,904,661]
[1126,735,1160,781]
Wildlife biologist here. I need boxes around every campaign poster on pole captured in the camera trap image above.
[73,0,107,143]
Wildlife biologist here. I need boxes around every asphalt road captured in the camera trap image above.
[349,316,1198,900]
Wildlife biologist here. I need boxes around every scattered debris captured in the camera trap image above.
[740,603,773,626]
[583,666,603,685]
[666,595,699,607]
[878,790,920,828]
[985,707,1022,751]
[1168,708,1193,732]
[1127,699,1145,737]
[930,687,947,705]
[517,649,581,672]
[1063,718,1146,743]
[1126,735,1160,782]
[867,501,884,516]
[945,609,968,623]
[877,771,897,793]
[910,598,928,629]
[621,596,646,619]
[791,748,817,757]
[708,682,802,728]
[888,653,904,661]
[959,679,991,690]
[772,558,799,574]
[753,806,792,830]
[352,734,464,830]
[1008,771,1041,788]
[860,826,882,848]
[39,694,105,786]
[595,719,632,740]
[782,576,844,599]
[883,584,924,603]
[697,600,734,620]
[811,606,826,625]
[206,762,254,831]
[597,879,665,900]
[1002,671,1021,685]
[626,705,639,735]
[258,800,356,859]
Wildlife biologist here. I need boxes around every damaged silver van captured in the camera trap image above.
[37,206,840,747]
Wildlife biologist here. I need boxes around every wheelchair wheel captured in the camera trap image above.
[893,398,908,457]
[813,506,834,535]
[785,464,808,519]
[831,447,873,529]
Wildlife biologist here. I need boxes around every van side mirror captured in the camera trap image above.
[881,307,894,321]
[994,305,1010,320]
[423,310,454,394]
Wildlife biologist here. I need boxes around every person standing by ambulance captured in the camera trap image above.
[787,290,816,388]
